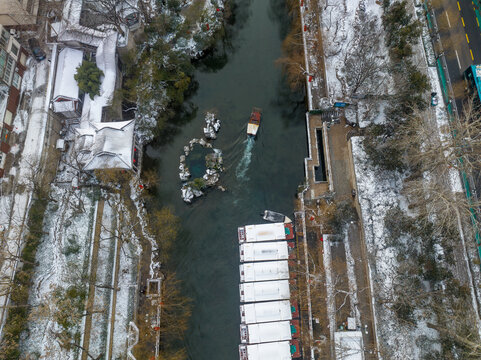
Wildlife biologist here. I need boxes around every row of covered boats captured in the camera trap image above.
[237,220,302,360]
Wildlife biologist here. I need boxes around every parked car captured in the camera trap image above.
[431,92,438,107]
[28,38,46,61]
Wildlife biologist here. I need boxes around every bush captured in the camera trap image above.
[191,177,206,191]
[74,61,104,100]
[327,200,357,234]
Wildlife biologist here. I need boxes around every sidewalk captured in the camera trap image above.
[0,46,56,334]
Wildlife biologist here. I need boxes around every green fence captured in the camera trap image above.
[424,1,481,264]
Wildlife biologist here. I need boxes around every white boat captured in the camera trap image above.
[240,300,293,324]
[240,260,290,282]
[239,280,290,303]
[238,222,295,243]
[263,210,292,224]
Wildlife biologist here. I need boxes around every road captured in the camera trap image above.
[432,0,481,106]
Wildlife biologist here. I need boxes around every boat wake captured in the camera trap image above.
[236,137,255,181]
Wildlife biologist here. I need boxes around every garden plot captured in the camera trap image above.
[319,0,392,101]
[351,137,441,359]
[20,186,98,359]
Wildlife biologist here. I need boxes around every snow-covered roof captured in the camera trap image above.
[241,321,292,344]
[239,341,292,360]
[243,223,287,243]
[53,99,77,114]
[241,300,292,324]
[334,331,364,360]
[75,119,135,170]
[53,47,83,101]
[240,242,289,262]
[240,260,289,282]
[239,280,290,303]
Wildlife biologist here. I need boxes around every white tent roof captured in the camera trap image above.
[243,223,286,243]
[334,331,364,360]
[239,341,291,360]
[241,300,292,324]
[75,120,135,170]
[53,47,83,101]
[240,260,289,282]
[241,321,292,344]
[240,241,289,262]
[240,280,290,303]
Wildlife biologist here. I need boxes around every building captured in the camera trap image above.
[0,24,28,177]
[334,331,364,360]
[52,47,83,118]
[74,119,139,172]
[0,0,39,27]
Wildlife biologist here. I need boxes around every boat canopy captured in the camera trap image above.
[241,321,292,344]
[241,300,293,324]
[240,241,289,262]
[239,341,292,360]
[240,280,290,303]
[240,260,289,282]
[244,223,286,242]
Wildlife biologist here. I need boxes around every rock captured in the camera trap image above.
[218,185,226,191]
[181,186,194,203]
[199,138,207,147]
[205,112,216,125]
[179,169,190,181]
[193,189,203,197]
[204,126,216,139]
[213,119,221,132]
[180,155,186,163]
[183,146,190,156]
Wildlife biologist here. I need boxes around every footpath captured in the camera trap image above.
[0,47,56,333]
[297,0,378,359]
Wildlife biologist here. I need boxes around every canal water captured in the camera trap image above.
[146,0,307,358]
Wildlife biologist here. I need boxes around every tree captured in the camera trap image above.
[382,0,422,59]
[342,15,386,96]
[275,0,306,91]
[74,61,104,100]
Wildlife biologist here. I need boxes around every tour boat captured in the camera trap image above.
[247,107,262,137]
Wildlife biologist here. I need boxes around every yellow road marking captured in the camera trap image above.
[471,49,475,60]
[462,17,465,26]
[458,1,461,11]
[477,17,480,27]
[467,33,470,43]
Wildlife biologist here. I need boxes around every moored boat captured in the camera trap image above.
[247,107,262,137]
[263,210,292,224]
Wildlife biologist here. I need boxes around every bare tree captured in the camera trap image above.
[342,16,386,96]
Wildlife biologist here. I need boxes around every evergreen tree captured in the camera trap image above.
[74,61,104,100]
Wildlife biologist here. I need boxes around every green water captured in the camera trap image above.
[146,1,307,358]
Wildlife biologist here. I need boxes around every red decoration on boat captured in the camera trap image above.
[206,23,210,30]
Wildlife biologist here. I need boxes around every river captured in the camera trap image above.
[146,1,307,358]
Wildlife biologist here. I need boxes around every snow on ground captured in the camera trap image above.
[0,52,55,329]
[20,186,98,359]
[88,201,115,358]
[111,238,140,358]
[319,0,390,102]
[351,137,440,359]
[84,32,118,126]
